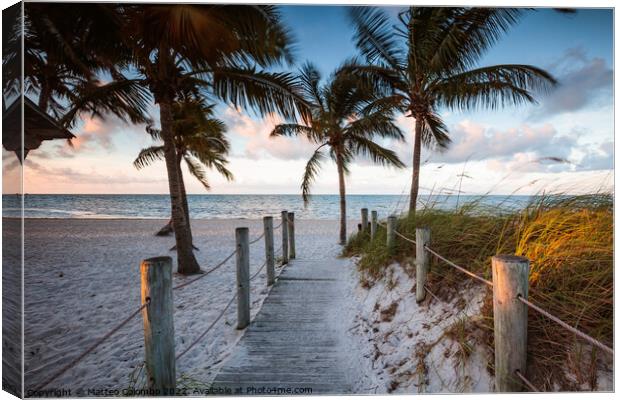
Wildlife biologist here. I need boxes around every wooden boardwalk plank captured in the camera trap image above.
[211,255,355,395]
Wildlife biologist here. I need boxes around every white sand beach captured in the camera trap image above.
[17,218,364,393]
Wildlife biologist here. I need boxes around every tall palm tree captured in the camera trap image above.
[97,4,308,274]
[133,98,233,242]
[271,64,405,244]
[347,7,557,213]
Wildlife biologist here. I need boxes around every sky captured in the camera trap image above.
[2,6,614,195]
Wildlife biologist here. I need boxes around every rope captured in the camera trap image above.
[34,301,149,391]
[173,250,236,291]
[273,221,283,230]
[176,294,236,361]
[425,245,493,287]
[249,232,265,245]
[515,370,540,392]
[424,285,441,303]
[394,230,416,245]
[517,295,613,356]
[250,260,267,281]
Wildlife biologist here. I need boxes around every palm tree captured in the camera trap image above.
[133,98,233,242]
[5,3,150,125]
[96,4,308,274]
[271,64,406,244]
[347,7,557,213]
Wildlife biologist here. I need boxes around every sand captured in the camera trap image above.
[13,218,364,394]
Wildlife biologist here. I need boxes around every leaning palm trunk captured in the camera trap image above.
[409,119,423,214]
[159,99,200,274]
[337,155,347,245]
[177,155,193,241]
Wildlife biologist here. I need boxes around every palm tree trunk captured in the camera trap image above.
[409,117,423,214]
[176,154,193,245]
[336,154,347,245]
[159,99,200,274]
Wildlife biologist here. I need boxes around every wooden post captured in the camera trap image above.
[386,215,396,252]
[140,256,176,393]
[263,216,275,285]
[361,208,369,233]
[236,227,250,329]
[281,211,289,265]
[415,228,431,303]
[288,212,296,259]
[492,255,530,392]
[370,210,378,240]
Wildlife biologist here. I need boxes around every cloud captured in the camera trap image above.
[390,118,612,174]
[23,158,166,186]
[222,107,317,161]
[530,47,613,118]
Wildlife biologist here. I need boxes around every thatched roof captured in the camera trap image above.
[2,97,75,160]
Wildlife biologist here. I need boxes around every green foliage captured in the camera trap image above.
[133,98,234,190]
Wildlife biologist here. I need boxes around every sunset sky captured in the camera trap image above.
[3,6,613,195]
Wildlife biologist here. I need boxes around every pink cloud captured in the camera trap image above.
[223,108,317,161]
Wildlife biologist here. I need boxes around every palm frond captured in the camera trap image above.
[212,67,310,121]
[133,146,165,169]
[426,8,526,74]
[349,6,404,70]
[347,135,406,168]
[420,113,451,151]
[183,154,211,190]
[433,64,557,110]
[270,123,322,142]
[345,111,405,141]
[61,78,151,128]
[301,144,327,206]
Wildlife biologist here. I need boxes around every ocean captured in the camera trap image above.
[2,194,537,220]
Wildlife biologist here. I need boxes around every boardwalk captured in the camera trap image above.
[211,256,356,395]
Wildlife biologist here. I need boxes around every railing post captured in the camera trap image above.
[140,256,176,393]
[263,216,275,286]
[281,211,289,265]
[386,215,396,252]
[415,228,431,303]
[361,208,369,233]
[370,210,378,240]
[492,255,529,392]
[235,227,250,329]
[287,212,296,259]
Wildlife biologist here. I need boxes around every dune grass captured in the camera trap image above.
[344,193,613,391]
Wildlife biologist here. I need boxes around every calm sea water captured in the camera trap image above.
[2,194,536,220]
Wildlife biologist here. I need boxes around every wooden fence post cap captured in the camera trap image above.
[236,227,249,233]
[264,216,273,221]
[142,256,172,265]
[492,255,529,264]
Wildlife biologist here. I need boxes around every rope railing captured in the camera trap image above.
[424,245,493,287]
[33,300,150,391]
[394,230,416,245]
[360,208,613,392]
[176,233,291,362]
[515,370,539,392]
[517,295,613,356]
[176,294,237,361]
[391,223,613,357]
[249,231,265,245]
[34,212,293,392]
[172,250,236,291]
